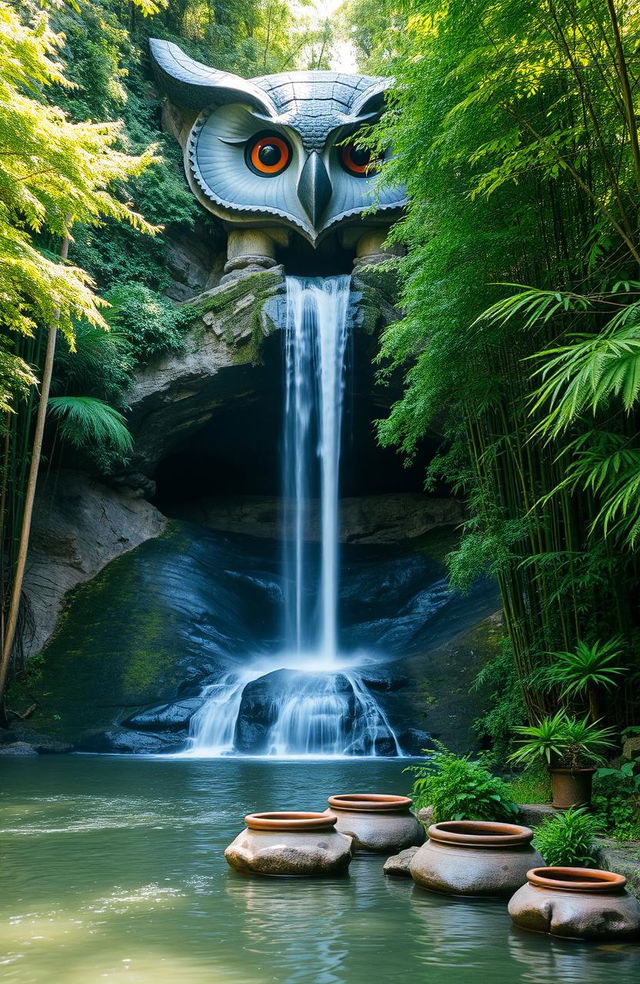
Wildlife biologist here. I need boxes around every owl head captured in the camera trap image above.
[150,39,406,247]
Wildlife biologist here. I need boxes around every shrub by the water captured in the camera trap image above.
[533,807,600,867]
[407,748,520,822]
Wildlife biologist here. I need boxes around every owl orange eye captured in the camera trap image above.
[246,134,291,176]
[340,143,381,177]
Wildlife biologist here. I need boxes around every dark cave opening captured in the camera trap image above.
[275,235,355,276]
[152,328,441,511]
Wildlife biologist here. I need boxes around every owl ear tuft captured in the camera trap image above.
[350,79,394,120]
[149,39,275,115]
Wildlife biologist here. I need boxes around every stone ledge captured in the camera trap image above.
[598,838,640,897]
[518,803,560,827]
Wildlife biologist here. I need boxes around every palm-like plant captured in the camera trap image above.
[509,711,615,770]
[560,715,617,770]
[508,710,569,767]
[543,640,625,722]
[47,396,133,454]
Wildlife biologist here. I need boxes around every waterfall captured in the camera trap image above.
[283,276,351,661]
[184,276,403,757]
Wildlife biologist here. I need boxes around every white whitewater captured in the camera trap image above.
[185,276,402,757]
[283,276,351,660]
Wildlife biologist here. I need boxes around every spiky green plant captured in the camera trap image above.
[543,640,625,721]
[533,807,600,867]
[509,712,616,769]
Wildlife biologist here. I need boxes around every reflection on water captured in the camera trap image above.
[0,757,638,983]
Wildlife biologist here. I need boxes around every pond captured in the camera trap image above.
[1,756,638,983]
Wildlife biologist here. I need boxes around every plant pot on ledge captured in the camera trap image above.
[549,767,596,809]
[509,711,616,810]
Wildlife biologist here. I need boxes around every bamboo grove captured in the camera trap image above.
[359,0,640,742]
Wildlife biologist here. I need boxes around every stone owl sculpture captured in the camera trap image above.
[149,39,406,248]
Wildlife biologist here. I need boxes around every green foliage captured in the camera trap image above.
[103,284,189,365]
[505,766,552,806]
[48,286,188,469]
[533,807,600,867]
[472,637,527,764]
[366,0,640,740]
[47,397,133,455]
[592,761,640,840]
[537,641,626,718]
[0,2,157,360]
[509,712,616,769]
[406,747,520,822]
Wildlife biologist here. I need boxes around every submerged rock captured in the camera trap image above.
[0,742,38,757]
[384,846,421,877]
[80,729,184,755]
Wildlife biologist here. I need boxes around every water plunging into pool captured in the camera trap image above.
[185,276,403,757]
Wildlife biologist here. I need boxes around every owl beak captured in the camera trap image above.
[297,152,332,229]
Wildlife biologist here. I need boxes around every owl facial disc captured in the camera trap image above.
[150,39,407,246]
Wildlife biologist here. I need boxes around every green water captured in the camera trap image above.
[1,757,638,983]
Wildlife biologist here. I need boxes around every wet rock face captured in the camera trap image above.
[233,669,355,754]
[167,493,464,544]
[23,470,167,660]
[164,234,225,302]
[125,268,286,476]
[225,827,353,877]
[26,524,500,752]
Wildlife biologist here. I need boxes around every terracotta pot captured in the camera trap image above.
[325,793,425,854]
[245,812,337,831]
[409,820,543,897]
[509,867,640,940]
[550,768,595,808]
[225,811,352,877]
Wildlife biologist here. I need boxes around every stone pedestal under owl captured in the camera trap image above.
[149,39,406,272]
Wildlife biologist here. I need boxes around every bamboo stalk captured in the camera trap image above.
[0,232,70,706]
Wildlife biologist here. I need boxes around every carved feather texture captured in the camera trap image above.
[150,39,407,245]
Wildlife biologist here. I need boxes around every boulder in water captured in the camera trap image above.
[233,668,355,755]
[384,846,421,877]
[79,728,184,754]
[123,698,203,733]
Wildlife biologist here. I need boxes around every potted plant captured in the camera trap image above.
[508,711,615,808]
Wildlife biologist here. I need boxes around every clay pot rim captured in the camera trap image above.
[327,793,413,813]
[527,866,627,893]
[548,766,597,775]
[428,820,534,847]
[245,812,338,831]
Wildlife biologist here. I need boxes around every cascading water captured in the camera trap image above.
[185,276,403,757]
[283,276,350,661]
